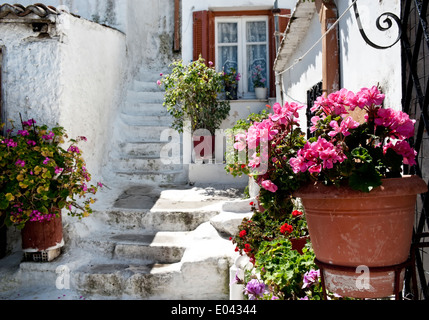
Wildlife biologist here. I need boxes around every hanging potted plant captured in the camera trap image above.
[0,117,102,261]
[223,67,241,100]
[252,65,267,100]
[290,86,427,298]
[159,56,231,161]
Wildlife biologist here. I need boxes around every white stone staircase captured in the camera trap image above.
[0,185,249,300]
[107,69,187,186]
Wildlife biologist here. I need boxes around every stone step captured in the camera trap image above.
[73,261,183,299]
[111,155,183,172]
[114,170,187,186]
[91,208,219,232]
[137,69,169,82]
[76,231,189,264]
[127,90,164,104]
[118,123,175,142]
[120,112,173,126]
[123,103,167,116]
[118,141,173,158]
[131,80,164,93]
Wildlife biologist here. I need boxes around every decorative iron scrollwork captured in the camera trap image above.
[353,0,402,50]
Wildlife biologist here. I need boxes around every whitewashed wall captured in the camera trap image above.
[279,0,402,112]
[57,14,127,182]
[0,14,127,182]
[337,0,402,109]
[0,21,62,127]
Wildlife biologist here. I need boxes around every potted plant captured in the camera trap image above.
[289,86,427,298]
[227,85,427,298]
[252,65,267,99]
[160,56,231,161]
[0,117,102,261]
[223,67,241,100]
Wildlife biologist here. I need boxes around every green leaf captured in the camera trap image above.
[349,163,382,193]
[351,147,372,163]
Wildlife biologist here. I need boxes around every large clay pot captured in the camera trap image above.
[294,175,427,298]
[21,210,64,262]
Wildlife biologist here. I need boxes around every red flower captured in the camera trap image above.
[239,230,247,238]
[292,210,303,217]
[244,244,252,253]
[249,202,255,206]
[280,223,293,234]
[241,164,247,169]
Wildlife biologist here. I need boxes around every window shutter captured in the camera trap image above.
[269,9,290,97]
[193,11,215,65]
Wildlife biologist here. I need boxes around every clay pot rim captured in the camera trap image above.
[293,175,427,199]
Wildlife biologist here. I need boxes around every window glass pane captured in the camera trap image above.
[247,45,267,92]
[218,23,238,43]
[219,46,238,72]
[246,21,267,42]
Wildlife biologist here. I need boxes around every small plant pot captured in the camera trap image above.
[255,87,267,99]
[21,210,64,262]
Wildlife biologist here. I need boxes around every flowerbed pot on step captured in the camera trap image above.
[294,175,427,298]
[255,87,267,100]
[21,210,64,262]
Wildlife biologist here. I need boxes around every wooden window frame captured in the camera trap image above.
[193,9,290,98]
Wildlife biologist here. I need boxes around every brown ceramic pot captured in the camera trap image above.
[294,175,427,298]
[21,210,63,252]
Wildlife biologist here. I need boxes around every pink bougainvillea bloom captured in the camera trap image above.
[27,140,36,146]
[261,180,278,193]
[43,157,50,165]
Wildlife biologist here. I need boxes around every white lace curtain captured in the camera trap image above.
[218,20,268,93]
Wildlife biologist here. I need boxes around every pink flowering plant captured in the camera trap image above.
[290,85,417,192]
[251,65,266,89]
[0,117,102,229]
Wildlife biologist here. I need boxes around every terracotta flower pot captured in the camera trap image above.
[294,175,427,298]
[21,210,64,262]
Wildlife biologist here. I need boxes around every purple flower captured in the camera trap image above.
[18,130,29,136]
[55,167,64,174]
[244,279,266,300]
[43,157,50,165]
[27,140,36,146]
[15,159,25,167]
[302,269,320,289]
[42,131,55,140]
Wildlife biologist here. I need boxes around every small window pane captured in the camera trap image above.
[246,21,267,42]
[218,23,238,43]
[247,45,267,92]
[219,46,238,72]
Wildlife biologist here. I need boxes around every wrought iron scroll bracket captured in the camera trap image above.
[353,0,402,50]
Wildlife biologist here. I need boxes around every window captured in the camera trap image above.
[216,17,269,98]
[192,9,291,99]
